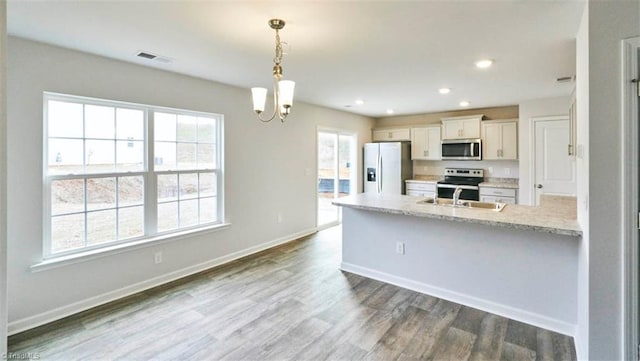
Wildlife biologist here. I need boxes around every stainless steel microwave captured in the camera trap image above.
[441,139,482,160]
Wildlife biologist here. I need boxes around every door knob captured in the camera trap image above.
[536,184,543,189]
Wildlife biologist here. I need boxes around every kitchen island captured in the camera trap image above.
[333,193,581,336]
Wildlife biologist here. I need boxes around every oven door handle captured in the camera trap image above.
[437,184,479,190]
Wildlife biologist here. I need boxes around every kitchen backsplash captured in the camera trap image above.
[413,160,519,179]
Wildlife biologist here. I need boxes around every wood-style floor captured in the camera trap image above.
[9,226,577,361]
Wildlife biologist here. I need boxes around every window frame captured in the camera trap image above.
[43,92,224,259]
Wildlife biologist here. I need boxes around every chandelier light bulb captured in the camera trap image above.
[251,87,268,113]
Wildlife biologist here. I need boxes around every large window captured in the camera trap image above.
[44,93,223,258]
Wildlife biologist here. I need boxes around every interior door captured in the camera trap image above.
[533,118,576,205]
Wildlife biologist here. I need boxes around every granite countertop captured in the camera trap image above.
[406,175,442,183]
[333,193,581,237]
[479,178,519,189]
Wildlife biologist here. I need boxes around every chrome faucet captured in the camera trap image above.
[452,186,463,206]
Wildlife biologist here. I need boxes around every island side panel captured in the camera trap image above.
[340,207,579,336]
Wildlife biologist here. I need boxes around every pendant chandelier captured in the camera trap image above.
[251,19,296,123]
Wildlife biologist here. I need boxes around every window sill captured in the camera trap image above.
[31,222,232,273]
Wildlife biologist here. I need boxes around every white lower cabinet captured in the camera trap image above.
[479,186,517,204]
[406,181,436,197]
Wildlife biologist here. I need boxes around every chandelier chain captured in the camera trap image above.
[274,29,283,68]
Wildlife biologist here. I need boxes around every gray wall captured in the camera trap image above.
[576,1,640,360]
[6,37,375,331]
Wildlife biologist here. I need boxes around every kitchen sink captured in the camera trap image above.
[417,197,506,212]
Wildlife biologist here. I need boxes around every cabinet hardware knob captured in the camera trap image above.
[536,184,543,189]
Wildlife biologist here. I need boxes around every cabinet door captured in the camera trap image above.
[461,118,481,138]
[426,127,442,159]
[373,128,410,142]
[373,130,393,141]
[410,128,428,160]
[501,122,518,160]
[482,123,501,160]
[442,121,463,139]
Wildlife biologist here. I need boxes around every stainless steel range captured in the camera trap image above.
[436,168,484,201]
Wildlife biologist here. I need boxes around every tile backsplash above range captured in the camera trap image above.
[414,159,519,179]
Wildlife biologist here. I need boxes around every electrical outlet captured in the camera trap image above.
[504,168,511,176]
[395,241,405,255]
[277,213,283,223]
[488,167,494,174]
[154,251,163,264]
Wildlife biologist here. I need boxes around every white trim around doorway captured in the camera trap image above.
[622,36,640,361]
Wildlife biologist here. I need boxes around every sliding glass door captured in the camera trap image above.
[317,130,356,228]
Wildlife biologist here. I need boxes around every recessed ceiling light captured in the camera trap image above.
[438,88,451,94]
[475,59,493,69]
[459,101,470,107]
[386,109,395,115]
[355,99,365,105]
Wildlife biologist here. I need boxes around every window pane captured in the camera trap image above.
[157,174,178,202]
[179,199,198,227]
[179,173,198,200]
[155,112,176,141]
[87,209,116,245]
[86,140,115,173]
[48,100,83,138]
[177,143,196,169]
[118,206,143,240]
[85,105,115,139]
[48,139,84,174]
[116,108,144,140]
[197,117,215,143]
[177,115,197,142]
[200,197,216,224]
[51,179,84,215]
[87,177,116,211]
[154,142,176,171]
[199,172,216,197]
[116,140,144,171]
[51,214,84,253]
[197,143,215,169]
[157,202,178,232]
[118,176,144,206]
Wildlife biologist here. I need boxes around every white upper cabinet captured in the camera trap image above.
[372,128,411,142]
[441,115,482,139]
[410,126,441,160]
[481,120,518,160]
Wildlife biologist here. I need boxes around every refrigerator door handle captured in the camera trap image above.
[379,155,383,193]
[377,154,382,193]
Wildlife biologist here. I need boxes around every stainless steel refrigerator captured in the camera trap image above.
[364,142,413,194]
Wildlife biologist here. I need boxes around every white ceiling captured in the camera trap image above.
[7,1,585,118]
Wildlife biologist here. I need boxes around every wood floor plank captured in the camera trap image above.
[504,319,538,352]
[426,327,477,361]
[362,305,431,361]
[402,299,462,359]
[536,329,555,361]
[468,313,509,361]
[295,306,376,360]
[501,341,537,361]
[8,226,577,361]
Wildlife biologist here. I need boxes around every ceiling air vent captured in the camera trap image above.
[136,51,173,64]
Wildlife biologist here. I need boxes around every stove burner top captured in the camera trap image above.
[438,168,485,187]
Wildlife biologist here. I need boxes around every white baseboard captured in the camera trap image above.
[340,262,577,337]
[8,228,317,335]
